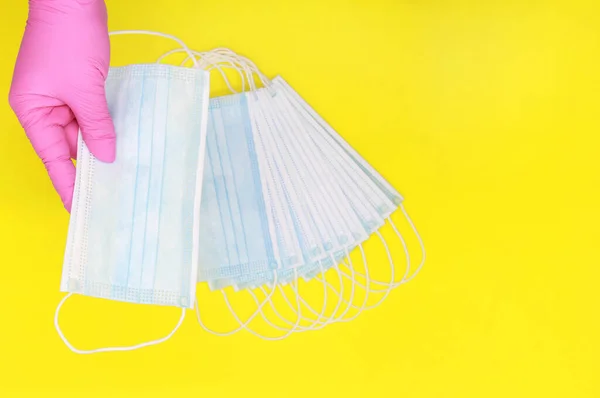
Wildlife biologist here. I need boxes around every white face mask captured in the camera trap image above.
[56,31,210,354]
[196,92,287,283]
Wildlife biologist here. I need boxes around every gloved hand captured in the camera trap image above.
[9,0,115,211]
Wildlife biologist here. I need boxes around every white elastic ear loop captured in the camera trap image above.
[54,293,186,354]
[188,51,256,93]
[338,221,409,292]
[219,269,302,340]
[109,30,199,68]
[315,230,402,312]
[396,204,426,283]
[178,49,255,90]
[326,249,358,323]
[198,271,300,340]
[280,247,359,328]
[207,49,271,89]
[341,230,403,311]
[195,271,280,337]
[278,254,347,329]
[206,48,270,86]
[295,259,332,328]
[317,204,424,313]
[252,258,331,332]
[338,204,424,289]
[190,51,252,89]
[259,260,325,331]
[157,47,271,93]
[294,257,351,330]
[156,48,247,94]
[298,253,354,328]
[205,54,256,92]
[203,55,250,93]
[330,248,357,322]
[330,243,370,323]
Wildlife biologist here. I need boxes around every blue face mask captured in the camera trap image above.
[62,64,208,308]
[55,31,211,354]
[196,93,285,283]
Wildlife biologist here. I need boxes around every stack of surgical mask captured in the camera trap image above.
[55,31,426,353]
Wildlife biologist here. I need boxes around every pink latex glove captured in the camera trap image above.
[9,0,115,211]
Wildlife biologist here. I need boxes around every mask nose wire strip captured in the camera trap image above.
[54,293,186,354]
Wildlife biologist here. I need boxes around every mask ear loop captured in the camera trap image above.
[186,50,249,93]
[329,247,359,323]
[338,229,402,311]
[249,260,328,333]
[278,247,356,329]
[207,49,272,93]
[54,293,186,354]
[315,243,375,318]
[194,51,253,93]
[219,269,303,340]
[395,204,426,283]
[328,243,370,322]
[255,257,332,332]
[316,231,399,313]
[195,49,261,92]
[302,250,355,329]
[156,47,251,94]
[194,271,279,336]
[338,203,424,290]
[109,30,199,68]
[210,48,272,89]
[297,257,337,329]
[337,222,407,292]
[325,203,424,315]
[251,263,342,332]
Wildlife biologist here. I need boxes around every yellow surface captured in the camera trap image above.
[1,0,599,397]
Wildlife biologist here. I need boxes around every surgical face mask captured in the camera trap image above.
[55,31,210,354]
[197,92,299,283]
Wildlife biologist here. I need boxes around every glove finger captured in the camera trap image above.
[27,123,76,212]
[68,81,116,163]
[65,119,80,160]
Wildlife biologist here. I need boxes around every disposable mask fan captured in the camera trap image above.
[157,49,363,336]
[160,47,426,337]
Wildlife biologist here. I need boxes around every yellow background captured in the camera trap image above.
[1,0,599,396]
